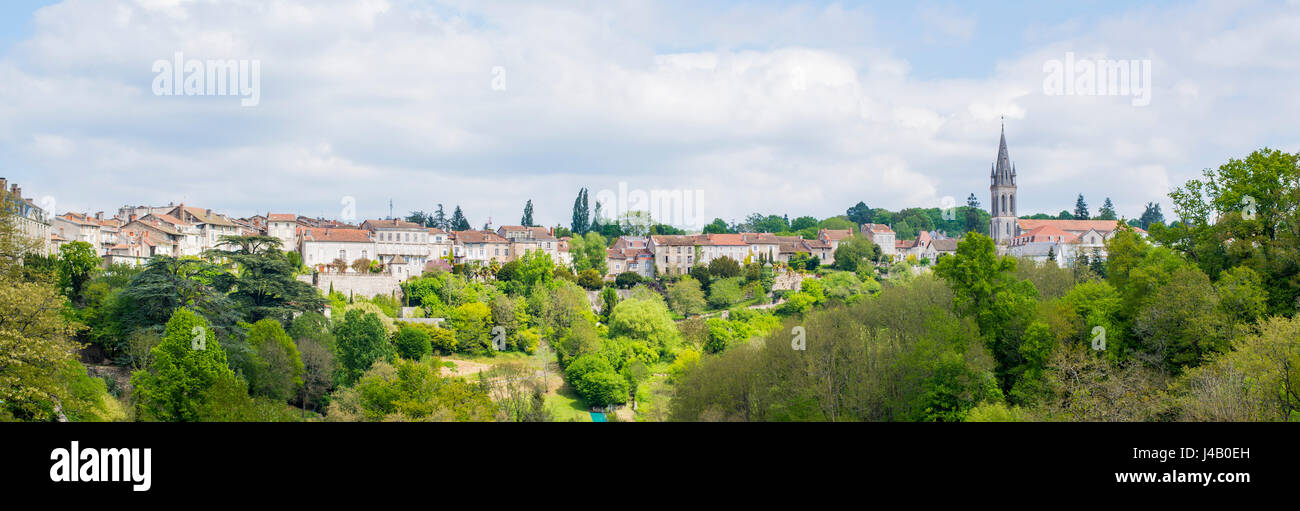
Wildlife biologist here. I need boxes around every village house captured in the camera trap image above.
[648,234,698,276]
[118,216,184,258]
[164,204,242,251]
[1007,219,1142,267]
[362,219,431,280]
[0,178,53,255]
[740,232,781,263]
[497,225,561,262]
[428,227,453,261]
[266,213,303,250]
[138,212,205,256]
[606,236,655,278]
[300,227,376,273]
[452,229,511,265]
[861,223,897,259]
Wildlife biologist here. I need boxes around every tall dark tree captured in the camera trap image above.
[521,200,535,227]
[846,201,872,226]
[1138,201,1165,229]
[211,236,325,323]
[1073,194,1090,220]
[1097,197,1117,220]
[450,205,471,231]
[405,211,429,227]
[432,204,448,230]
[965,193,982,234]
[571,188,590,235]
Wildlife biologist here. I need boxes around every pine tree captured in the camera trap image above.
[1073,194,1090,220]
[521,200,534,227]
[432,204,448,230]
[1098,197,1117,220]
[451,205,470,231]
[1138,202,1164,229]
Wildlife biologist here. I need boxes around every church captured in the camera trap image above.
[988,125,1143,266]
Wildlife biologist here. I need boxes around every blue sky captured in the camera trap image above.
[1,0,1297,229]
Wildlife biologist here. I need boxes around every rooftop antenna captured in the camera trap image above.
[388,199,393,220]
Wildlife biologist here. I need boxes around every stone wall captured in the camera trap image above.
[300,274,403,300]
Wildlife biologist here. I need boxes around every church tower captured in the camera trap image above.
[989,123,1018,244]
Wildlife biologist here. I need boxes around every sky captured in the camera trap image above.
[1,0,1298,230]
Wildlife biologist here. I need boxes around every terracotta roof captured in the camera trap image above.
[302,228,373,243]
[931,239,959,252]
[705,233,747,246]
[862,223,894,234]
[428,227,448,235]
[268,213,296,221]
[453,230,508,244]
[1017,219,1144,235]
[819,229,853,241]
[651,235,697,246]
[741,233,780,245]
[1015,225,1079,244]
[498,225,557,241]
[363,219,424,230]
[177,206,237,226]
[128,218,182,237]
[147,213,190,227]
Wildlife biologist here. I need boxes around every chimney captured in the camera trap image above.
[129,214,137,223]
[96,211,103,221]
[206,209,212,217]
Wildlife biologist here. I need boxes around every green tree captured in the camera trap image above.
[1097,197,1117,220]
[846,202,872,226]
[244,318,304,402]
[450,302,494,354]
[131,308,239,421]
[571,188,590,235]
[667,277,707,316]
[1073,194,1090,220]
[56,241,99,304]
[334,309,394,386]
[326,359,497,421]
[702,218,732,234]
[520,199,535,227]
[708,256,741,278]
[832,235,881,271]
[450,205,471,231]
[393,324,433,360]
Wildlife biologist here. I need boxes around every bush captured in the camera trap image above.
[708,257,741,278]
[615,271,641,288]
[393,325,432,360]
[577,269,604,290]
[707,277,745,309]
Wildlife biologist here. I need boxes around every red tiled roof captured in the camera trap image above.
[1017,219,1144,234]
[705,233,747,246]
[819,229,852,241]
[363,219,424,230]
[268,213,296,221]
[453,230,508,244]
[863,223,894,234]
[302,228,373,243]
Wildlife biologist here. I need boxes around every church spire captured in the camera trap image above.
[995,122,1012,183]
